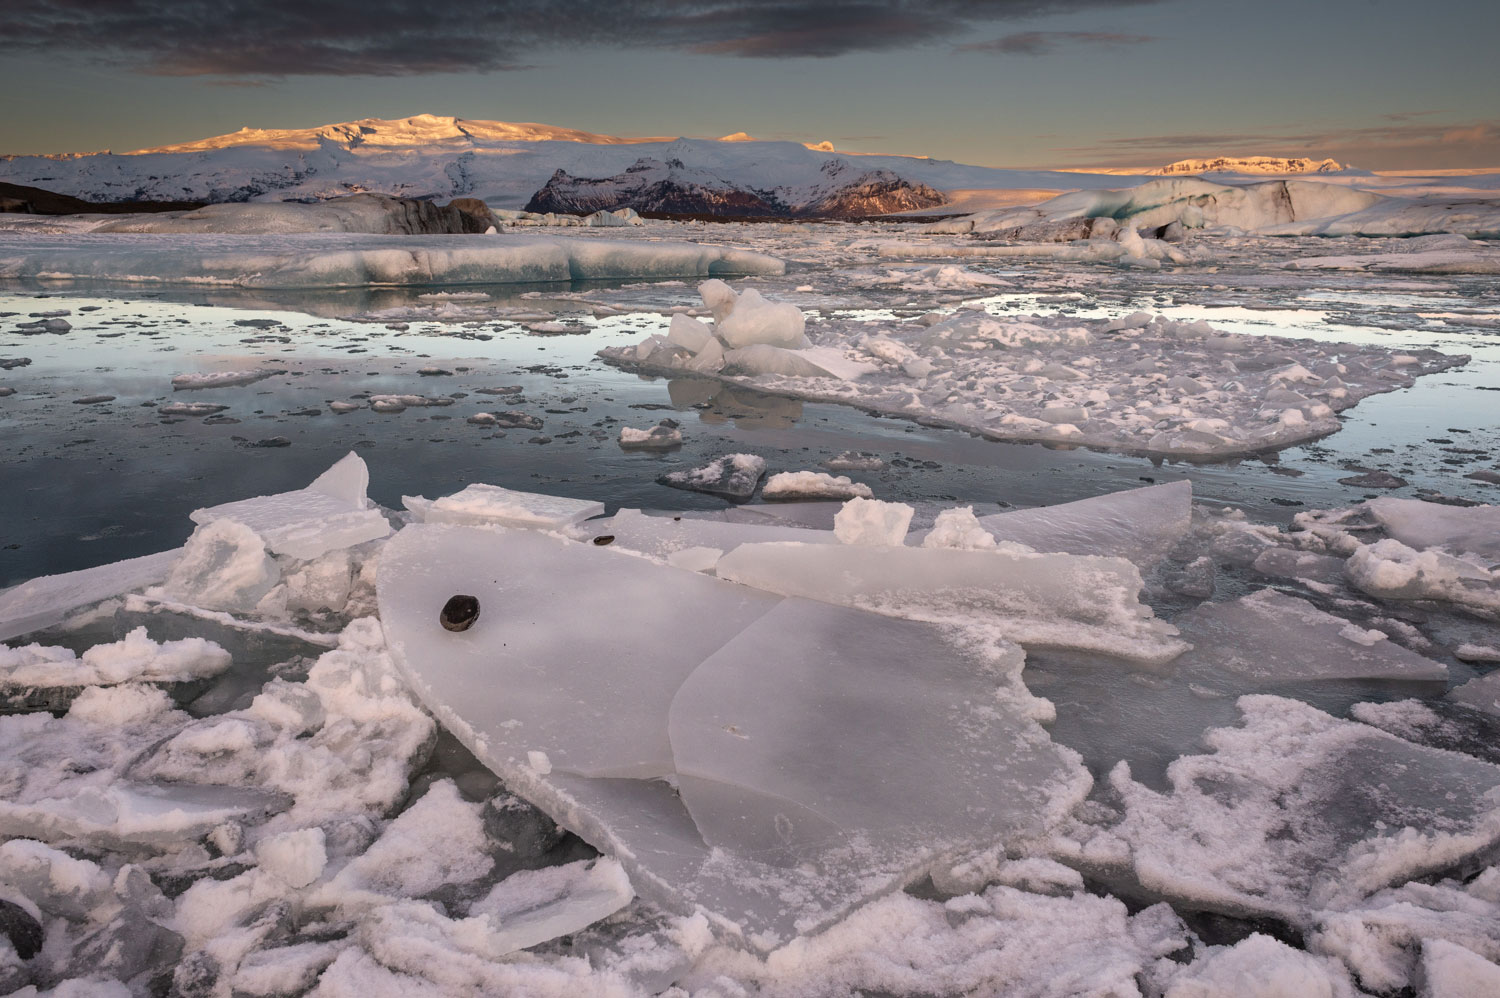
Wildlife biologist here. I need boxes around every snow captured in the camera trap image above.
[832,497,914,546]
[658,453,767,502]
[0,626,230,688]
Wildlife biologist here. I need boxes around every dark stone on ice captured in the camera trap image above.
[0,899,42,960]
[441,594,480,632]
[592,535,615,546]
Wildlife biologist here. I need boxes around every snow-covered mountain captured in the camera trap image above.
[1155,156,1351,176]
[0,113,1145,210]
[525,157,945,218]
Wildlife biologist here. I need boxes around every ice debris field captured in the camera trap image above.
[1,178,1500,997]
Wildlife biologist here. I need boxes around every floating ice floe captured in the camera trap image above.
[0,549,183,642]
[618,423,684,450]
[0,627,229,690]
[658,453,767,502]
[1091,695,1500,925]
[604,297,1465,460]
[761,471,872,501]
[0,232,785,288]
[377,522,1091,946]
[171,369,282,391]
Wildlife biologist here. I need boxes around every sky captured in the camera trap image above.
[4,0,1498,170]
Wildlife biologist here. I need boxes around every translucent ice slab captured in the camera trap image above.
[1366,497,1500,560]
[466,858,634,955]
[714,541,1186,663]
[404,483,604,530]
[964,481,1192,567]
[377,523,1090,946]
[571,508,834,562]
[0,781,290,850]
[190,452,389,559]
[0,548,181,642]
[1171,589,1450,684]
[669,599,1084,865]
[377,524,780,779]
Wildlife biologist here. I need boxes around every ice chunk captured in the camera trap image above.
[0,626,230,688]
[723,343,875,380]
[668,599,1088,866]
[161,519,281,613]
[833,497,913,546]
[963,481,1192,567]
[713,288,806,350]
[1171,589,1449,684]
[405,483,604,530]
[1366,498,1500,561]
[0,548,181,642]
[618,424,684,450]
[256,828,327,889]
[1102,696,1500,923]
[666,313,713,353]
[465,858,634,953]
[714,540,1185,663]
[377,524,780,779]
[1345,538,1499,617]
[190,452,389,559]
[761,471,873,501]
[1160,934,1359,998]
[1419,939,1500,998]
[698,278,738,323]
[1450,672,1500,717]
[658,454,766,502]
[0,781,290,849]
[922,506,999,551]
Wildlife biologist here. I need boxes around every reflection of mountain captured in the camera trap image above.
[526,157,946,219]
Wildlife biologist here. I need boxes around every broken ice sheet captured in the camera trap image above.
[404,482,604,530]
[378,524,781,779]
[715,540,1186,664]
[1094,695,1500,925]
[658,453,766,502]
[377,523,1090,946]
[0,547,181,642]
[189,451,390,559]
[965,480,1192,568]
[1172,589,1450,685]
[669,599,1087,865]
[570,507,834,563]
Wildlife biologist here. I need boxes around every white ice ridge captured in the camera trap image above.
[404,483,604,530]
[189,451,389,559]
[714,540,1185,664]
[603,303,1465,460]
[0,627,230,689]
[0,232,785,288]
[377,522,1090,945]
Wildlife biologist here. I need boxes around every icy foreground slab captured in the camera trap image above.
[404,483,604,530]
[1172,589,1450,684]
[190,452,389,559]
[0,232,785,288]
[967,481,1191,567]
[715,541,1186,663]
[1099,696,1500,924]
[0,548,181,642]
[378,523,1088,945]
[378,524,780,778]
[669,599,1086,865]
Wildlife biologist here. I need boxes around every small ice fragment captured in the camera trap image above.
[965,481,1191,568]
[922,506,998,551]
[256,828,327,888]
[619,424,683,450]
[659,453,766,502]
[833,497,914,546]
[762,471,873,501]
[465,858,634,955]
[404,483,604,530]
[0,781,290,850]
[162,519,280,613]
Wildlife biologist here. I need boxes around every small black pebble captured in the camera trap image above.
[0,898,43,960]
[593,535,615,546]
[441,594,480,632]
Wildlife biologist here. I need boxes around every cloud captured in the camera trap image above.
[957,30,1156,54]
[7,0,1163,76]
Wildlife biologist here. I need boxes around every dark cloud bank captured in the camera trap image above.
[10,0,1159,76]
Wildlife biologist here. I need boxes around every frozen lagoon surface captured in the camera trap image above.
[0,217,1499,996]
